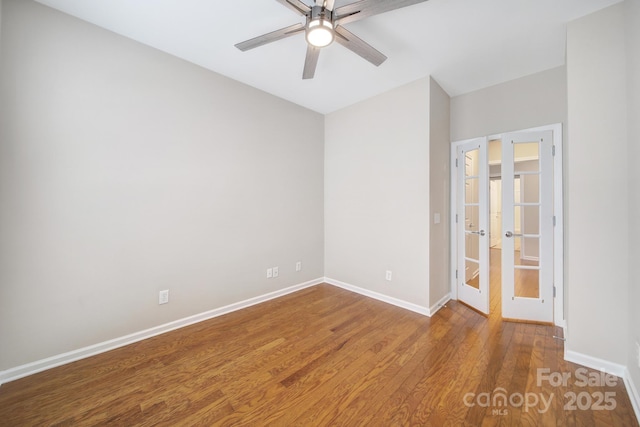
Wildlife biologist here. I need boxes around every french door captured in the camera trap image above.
[501,131,554,322]
[456,138,489,314]
[453,128,558,323]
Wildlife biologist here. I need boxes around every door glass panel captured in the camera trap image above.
[465,232,479,261]
[514,237,539,266]
[515,159,540,174]
[514,142,539,162]
[465,205,479,231]
[514,267,540,299]
[514,205,540,236]
[465,150,479,177]
[513,206,522,237]
[521,174,540,203]
[465,178,479,203]
[465,259,480,289]
[522,205,540,234]
[513,236,522,261]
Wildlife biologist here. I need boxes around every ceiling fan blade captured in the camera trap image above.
[303,45,321,79]
[235,23,305,51]
[275,0,312,16]
[335,0,428,25]
[334,25,387,66]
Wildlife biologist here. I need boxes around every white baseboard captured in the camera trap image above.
[0,278,323,387]
[324,277,430,317]
[564,349,627,377]
[624,368,640,424]
[428,293,451,316]
[562,349,640,423]
[564,350,640,420]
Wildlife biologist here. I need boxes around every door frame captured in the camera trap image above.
[449,123,565,327]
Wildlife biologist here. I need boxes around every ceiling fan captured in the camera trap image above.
[235,0,428,79]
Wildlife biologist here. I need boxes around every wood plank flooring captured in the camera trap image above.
[0,283,637,426]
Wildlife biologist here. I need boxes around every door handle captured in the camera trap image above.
[505,231,522,238]
[469,230,486,236]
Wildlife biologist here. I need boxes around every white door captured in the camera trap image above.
[457,138,489,314]
[501,131,554,322]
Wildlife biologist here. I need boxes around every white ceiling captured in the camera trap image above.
[35,0,621,114]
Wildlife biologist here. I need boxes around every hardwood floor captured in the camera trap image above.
[0,283,637,426]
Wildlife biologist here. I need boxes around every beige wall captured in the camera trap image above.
[450,66,567,142]
[566,2,628,365]
[429,78,451,307]
[324,78,431,308]
[0,0,324,370]
[625,0,640,390]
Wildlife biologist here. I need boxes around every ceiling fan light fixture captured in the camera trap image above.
[235,0,425,79]
[306,18,334,47]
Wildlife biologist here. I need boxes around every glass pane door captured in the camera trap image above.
[501,131,554,322]
[457,138,489,314]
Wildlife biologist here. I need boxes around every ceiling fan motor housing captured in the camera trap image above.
[306,6,335,47]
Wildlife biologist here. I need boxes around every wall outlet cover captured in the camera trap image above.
[159,290,169,305]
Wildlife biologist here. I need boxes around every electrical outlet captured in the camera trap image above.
[273,266,279,278]
[385,270,392,281]
[296,261,302,272]
[159,290,169,305]
[267,268,273,279]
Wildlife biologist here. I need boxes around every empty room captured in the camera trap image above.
[1,0,639,425]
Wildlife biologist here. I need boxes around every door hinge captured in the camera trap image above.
[455,158,458,167]
[456,214,458,223]
[553,286,556,298]
[455,269,458,279]
[553,216,556,227]
[552,145,556,156]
